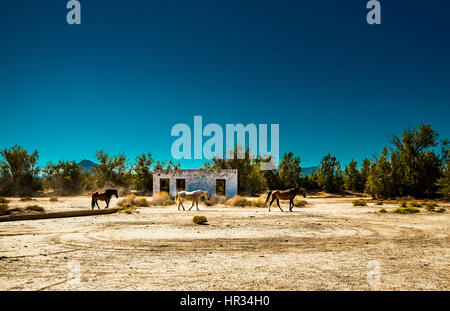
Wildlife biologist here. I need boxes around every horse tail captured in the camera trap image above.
[265,191,273,205]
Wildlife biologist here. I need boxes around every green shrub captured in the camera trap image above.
[0,197,9,204]
[408,201,422,208]
[294,200,308,207]
[352,199,367,206]
[26,205,45,212]
[436,208,446,213]
[151,192,170,206]
[122,208,133,214]
[375,201,384,206]
[379,208,387,213]
[399,201,407,207]
[49,196,58,202]
[0,203,9,215]
[192,216,208,225]
[424,202,438,211]
[20,197,33,202]
[391,207,420,214]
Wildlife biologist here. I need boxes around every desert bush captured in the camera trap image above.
[26,205,45,212]
[435,208,446,213]
[424,202,438,210]
[0,197,9,204]
[391,207,420,214]
[117,194,137,208]
[352,199,367,206]
[0,203,9,215]
[375,200,384,206]
[192,216,208,225]
[135,198,149,207]
[399,200,407,207]
[408,201,422,208]
[205,195,227,206]
[294,199,308,207]
[162,199,175,206]
[379,208,388,213]
[151,192,170,206]
[251,195,267,207]
[225,195,250,207]
[49,196,58,202]
[20,197,33,202]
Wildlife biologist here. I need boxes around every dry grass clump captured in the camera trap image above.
[399,200,407,207]
[135,198,149,207]
[0,203,9,215]
[408,201,422,208]
[25,205,45,212]
[294,199,308,207]
[20,197,33,202]
[205,195,227,206]
[225,195,250,207]
[379,208,388,213]
[49,196,58,202]
[192,215,208,225]
[0,197,9,204]
[391,207,420,214]
[352,199,368,206]
[251,195,267,207]
[151,192,171,206]
[423,202,445,213]
[116,194,137,208]
[375,200,384,206]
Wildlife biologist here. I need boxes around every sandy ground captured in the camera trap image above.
[0,195,449,291]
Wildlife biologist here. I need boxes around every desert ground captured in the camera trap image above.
[0,195,449,291]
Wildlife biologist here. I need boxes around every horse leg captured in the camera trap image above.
[289,199,293,212]
[96,200,101,209]
[277,199,284,212]
[188,200,195,211]
[105,199,110,209]
[181,200,185,211]
[268,198,275,212]
[196,200,199,211]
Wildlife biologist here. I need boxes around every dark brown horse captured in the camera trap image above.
[265,187,306,212]
[91,189,118,210]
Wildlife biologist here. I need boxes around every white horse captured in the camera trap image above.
[175,190,209,211]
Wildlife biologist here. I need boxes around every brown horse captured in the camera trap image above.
[91,189,118,210]
[265,187,306,212]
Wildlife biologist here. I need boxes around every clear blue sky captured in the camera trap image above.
[1,0,449,169]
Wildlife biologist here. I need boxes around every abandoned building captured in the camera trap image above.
[152,169,238,198]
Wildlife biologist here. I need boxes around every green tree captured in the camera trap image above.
[43,160,87,194]
[278,152,302,188]
[0,145,42,195]
[391,124,441,197]
[133,153,154,192]
[436,161,450,199]
[344,159,362,192]
[317,153,344,193]
[93,150,131,188]
[365,147,394,199]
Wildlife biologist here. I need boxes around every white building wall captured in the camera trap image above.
[153,169,238,198]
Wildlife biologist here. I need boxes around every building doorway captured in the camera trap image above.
[160,178,170,196]
[216,179,226,196]
[176,179,186,193]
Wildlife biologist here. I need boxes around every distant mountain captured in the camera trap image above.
[301,166,317,176]
[78,160,97,174]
